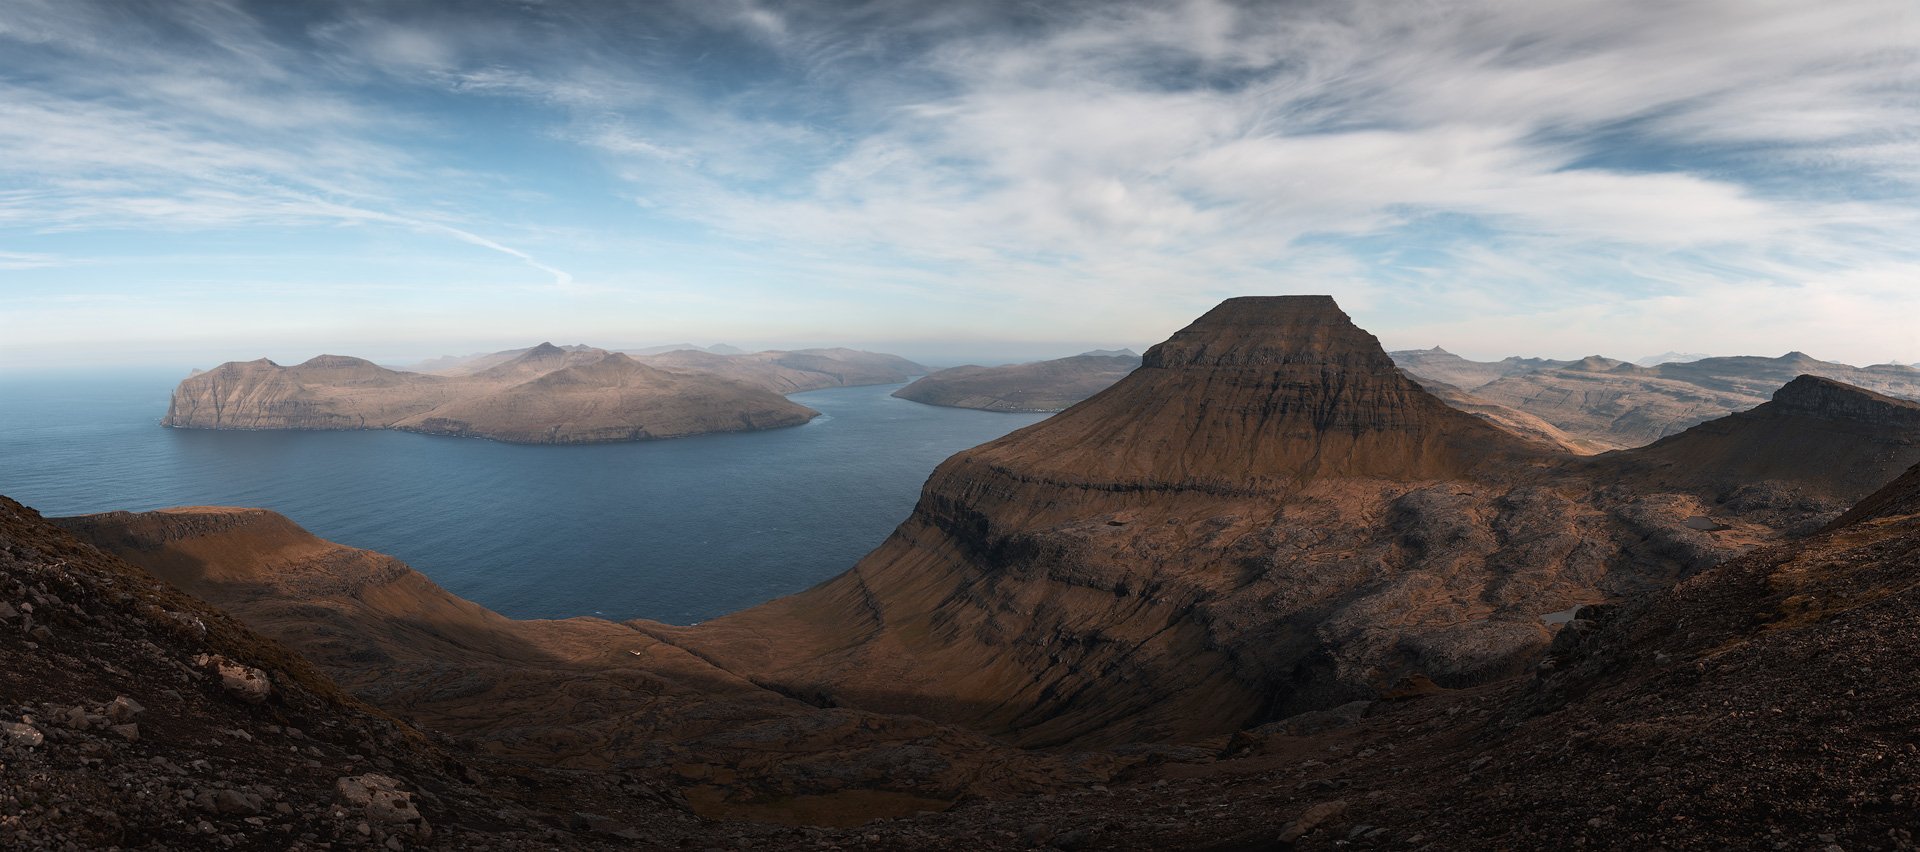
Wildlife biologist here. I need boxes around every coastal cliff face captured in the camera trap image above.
[162,345,817,444]
[660,297,1920,749]
[891,351,1140,412]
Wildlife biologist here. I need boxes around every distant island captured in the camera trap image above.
[891,350,1140,412]
[164,343,926,444]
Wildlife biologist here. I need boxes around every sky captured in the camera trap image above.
[2,0,1918,370]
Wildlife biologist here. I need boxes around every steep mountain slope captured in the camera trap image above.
[1593,375,1920,509]
[891,351,1141,412]
[660,296,1910,749]
[163,347,818,444]
[55,506,1111,826]
[815,461,1920,851]
[0,496,725,850]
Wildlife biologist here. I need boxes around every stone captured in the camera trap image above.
[3,721,44,748]
[214,788,262,815]
[106,695,145,723]
[337,774,431,841]
[1278,800,1349,845]
[196,655,272,704]
[110,723,139,742]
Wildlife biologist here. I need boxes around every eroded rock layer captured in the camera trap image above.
[660,296,1920,749]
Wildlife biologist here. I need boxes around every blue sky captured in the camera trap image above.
[2,0,1918,370]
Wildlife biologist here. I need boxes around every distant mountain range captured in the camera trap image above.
[1389,347,1920,450]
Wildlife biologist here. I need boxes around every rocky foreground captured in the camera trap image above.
[13,295,1920,849]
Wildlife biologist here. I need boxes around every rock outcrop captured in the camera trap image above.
[891,351,1141,412]
[162,345,818,444]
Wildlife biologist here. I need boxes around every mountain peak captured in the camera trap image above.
[1142,295,1392,371]
[1769,374,1920,424]
[960,295,1540,490]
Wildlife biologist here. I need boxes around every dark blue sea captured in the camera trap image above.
[0,370,1047,624]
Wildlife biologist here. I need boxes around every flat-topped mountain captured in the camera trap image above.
[1392,347,1920,449]
[163,345,819,444]
[891,350,1141,412]
[656,296,1920,749]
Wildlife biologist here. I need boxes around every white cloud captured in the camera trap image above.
[4,0,1919,364]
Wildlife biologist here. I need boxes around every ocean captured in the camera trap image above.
[0,370,1048,624]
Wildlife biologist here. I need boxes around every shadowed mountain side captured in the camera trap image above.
[808,460,1920,850]
[1829,461,1920,529]
[0,496,749,848]
[163,347,817,445]
[655,297,1915,750]
[54,508,1115,825]
[891,352,1141,412]
[1591,376,1920,515]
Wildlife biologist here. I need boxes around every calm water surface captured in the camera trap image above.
[0,370,1047,624]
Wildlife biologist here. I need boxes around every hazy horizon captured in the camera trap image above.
[5,0,1919,370]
